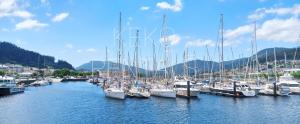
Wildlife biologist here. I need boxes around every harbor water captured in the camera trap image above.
[1,81,300,124]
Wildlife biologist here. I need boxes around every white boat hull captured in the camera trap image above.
[104,89,125,99]
[150,89,176,98]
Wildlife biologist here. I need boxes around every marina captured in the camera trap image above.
[0,0,300,123]
[1,82,300,124]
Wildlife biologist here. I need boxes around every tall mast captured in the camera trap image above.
[118,12,122,71]
[135,30,139,80]
[152,40,157,78]
[266,50,269,82]
[220,14,224,83]
[162,14,169,79]
[293,35,299,68]
[193,51,197,81]
[106,47,109,78]
[254,21,259,84]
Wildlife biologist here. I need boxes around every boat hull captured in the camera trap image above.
[104,89,125,99]
[0,87,24,95]
[150,89,176,98]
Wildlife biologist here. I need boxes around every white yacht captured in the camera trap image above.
[173,81,199,97]
[49,77,63,83]
[259,83,290,96]
[30,79,50,86]
[209,81,256,97]
[104,87,126,99]
[150,85,176,98]
[279,73,300,94]
[0,76,25,95]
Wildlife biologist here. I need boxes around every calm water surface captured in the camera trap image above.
[0,82,300,124]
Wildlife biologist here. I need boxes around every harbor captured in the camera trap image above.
[1,0,300,123]
[1,82,300,124]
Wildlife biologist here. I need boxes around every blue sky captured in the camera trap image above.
[0,0,300,68]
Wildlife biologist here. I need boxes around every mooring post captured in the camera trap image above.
[273,81,277,96]
[233,81,237,97]
[187,81,190,97]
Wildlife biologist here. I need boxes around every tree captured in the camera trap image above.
[0,70,5,76]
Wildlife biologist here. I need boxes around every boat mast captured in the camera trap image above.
[194,51,197,81]
[106,46,110,78]
[117,12,122,71]
[220,14,224,83]
[152,40,157,81]
[266,50,269,82]
[135,30,139,80]
[162,14,169,80]
[294,35,300,69]
[274,48,277,82]
[254,21,260,84]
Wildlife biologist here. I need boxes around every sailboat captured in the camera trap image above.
[104,12,125,100]
[209,14,256,97]
[150,14,176,98]
[127,30,150,98]
[259,48,290,96]
[30,56,51,86]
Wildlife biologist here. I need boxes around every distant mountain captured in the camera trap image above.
[169,47,300,75]
[76,61,147,74]
[77,47,300,75]
[0,41,74,69]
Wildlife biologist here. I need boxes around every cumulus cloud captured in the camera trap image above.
[248,4,300,20]
[257,17,300,43]
[15,19,48,30]
[0,0,33,19]
[156,0,182,12]
[52,12,69,22]
[140,6,150,11]
[160,34,181,45]
[185,39,215,48]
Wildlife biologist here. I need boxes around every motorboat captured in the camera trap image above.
[0,76,25,95]
[279,73,300,94]
[259,82,290,96]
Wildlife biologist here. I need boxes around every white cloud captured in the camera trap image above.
[156,0,182,12]
[0,0,34,19]
[15,19,48,30]
[160,34,181,45]
[185,39,215,48]
[65,43,73,49]
[257,17,300,43]
[86,48,96,52]
[12,10,33,19]
[248,4,300,20]
[140,6,150,11]
[52,12,69,22]
[224,24,253,39]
